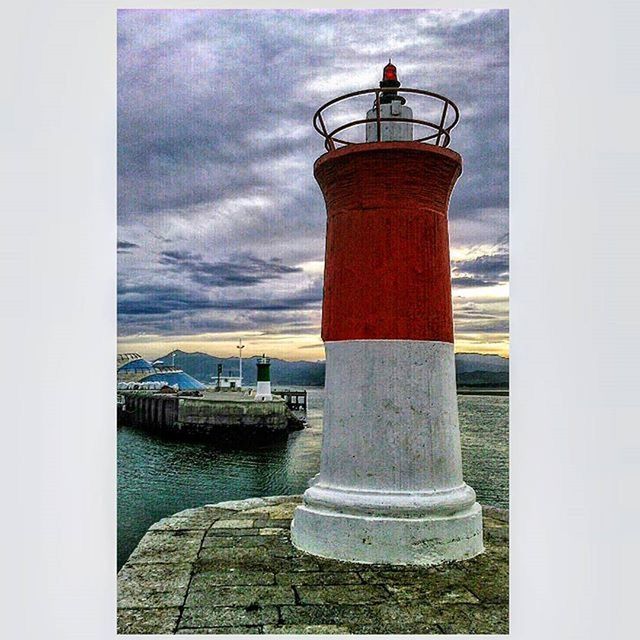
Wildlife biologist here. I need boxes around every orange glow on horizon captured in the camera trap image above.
[117,332,509,362]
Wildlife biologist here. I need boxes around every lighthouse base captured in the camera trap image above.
[290,340,484,565]
[291,499,483,566]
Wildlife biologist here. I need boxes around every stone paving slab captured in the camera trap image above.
[117,495,509,634]
[177,627,263,634]
[126,530,206,565]
[263,624,350,634]
[118,607,182,634]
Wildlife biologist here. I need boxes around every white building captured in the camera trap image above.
[210,372,242,389]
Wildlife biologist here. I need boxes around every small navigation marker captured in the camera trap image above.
[255,354,273,401]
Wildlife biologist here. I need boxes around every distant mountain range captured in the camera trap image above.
[454,353,509,387]
[158,350,508,389]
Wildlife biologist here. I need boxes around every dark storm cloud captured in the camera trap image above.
[118,300,321,338]
[118,276,322,317]
[452,251,509,287]
[159,250,303,288]
[117,9,508,339]
[118,283,211,315]
[117,240,140,253]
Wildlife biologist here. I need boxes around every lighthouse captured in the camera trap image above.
[254,354,272,401]
[291,63,484,565]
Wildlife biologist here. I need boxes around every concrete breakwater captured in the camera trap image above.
[118,390,304,442]
[117,495,508,635]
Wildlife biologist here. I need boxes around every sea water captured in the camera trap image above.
[117,388,508,569]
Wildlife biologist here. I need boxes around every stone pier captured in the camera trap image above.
[117,496,508,635]
[118,391,303,442]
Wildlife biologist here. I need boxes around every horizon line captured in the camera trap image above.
[118,347,510,362]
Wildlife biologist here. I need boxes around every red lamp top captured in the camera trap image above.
[379,59,403,103]
[382,60,398,83]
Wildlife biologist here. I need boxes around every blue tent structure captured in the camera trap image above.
[139,370,205,391]
[117,358,155,374]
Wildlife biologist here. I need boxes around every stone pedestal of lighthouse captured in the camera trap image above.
[291,66,483,565]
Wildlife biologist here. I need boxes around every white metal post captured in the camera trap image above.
[237,338,245,388]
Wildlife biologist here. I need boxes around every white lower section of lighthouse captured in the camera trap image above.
[291,340,483,565]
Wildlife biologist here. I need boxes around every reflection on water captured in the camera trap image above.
[117,388,508,569]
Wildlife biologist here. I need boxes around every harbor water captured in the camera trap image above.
[117,387,508,569]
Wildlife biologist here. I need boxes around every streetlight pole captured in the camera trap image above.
[237,338,245,388]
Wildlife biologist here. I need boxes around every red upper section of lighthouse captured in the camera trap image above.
[316,142,462,343]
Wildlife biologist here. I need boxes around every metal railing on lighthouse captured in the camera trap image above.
[313,87,460,152]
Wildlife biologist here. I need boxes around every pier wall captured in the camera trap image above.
[118,391,302,442]
[175,396,292,440]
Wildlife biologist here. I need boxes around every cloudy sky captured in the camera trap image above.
[117,9,509,361]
